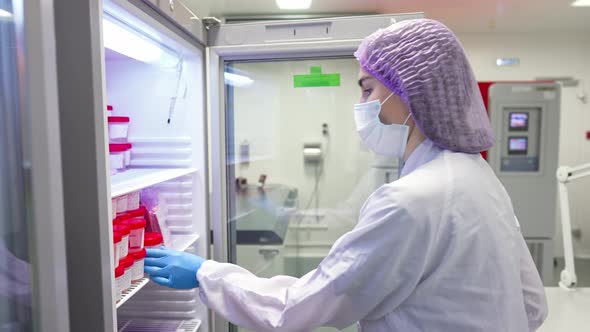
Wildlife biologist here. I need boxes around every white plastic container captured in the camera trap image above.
[127,191,140,211]
[108,116,130,143]
[130,248,146,281]
[144,232,163,249]
[124,218,146,252]
[111,198,117,220]
[113,231,122,268]
[109,144,128,173]
[115,265,124,303]
[114,194,128,214]
[121,255,133,291]
[124,143,132,167]
[113,223,130,258]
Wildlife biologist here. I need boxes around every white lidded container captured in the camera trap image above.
[130,248,146,282]
[107,116,130,143]
[120,255,134,292]
[114,194,128,214]
[113,223,130,258]
[144,232,163,249]
[109,144,129,174]
[123,143,132,167]
[114,265,124,303]
[113,231,122,268]
[111,197,117,220]
[127,191,140,211]
[124,218,146,253]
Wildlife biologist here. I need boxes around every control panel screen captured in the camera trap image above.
[508,137,528,155]
[509,112,529,131]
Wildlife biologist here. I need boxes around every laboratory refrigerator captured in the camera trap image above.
[46,1,424,331]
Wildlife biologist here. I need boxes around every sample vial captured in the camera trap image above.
[144,232,163,249]
[123,143,132,167]
[111,198,117,220]
[127,191,140,211]
[120,255,134,291]
[130,248,146,282]
[124,218,146,253]
[115,265,124,303]
[114,194,128,214]
[107,116,130,143]
[113,231,122,268]
[113,223,130,258]
[109,144,129,173]
[126,205,147,220]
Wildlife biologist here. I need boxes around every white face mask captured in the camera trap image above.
[354,93,412,158]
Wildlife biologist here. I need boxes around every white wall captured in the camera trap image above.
[458,32,590,257]
[230,59,376,215]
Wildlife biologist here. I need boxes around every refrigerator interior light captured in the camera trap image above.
[103,15,179,67]
[0,8,12,18]
[571,0,590,6]
[275,0,312,10]
[224,72,254,87]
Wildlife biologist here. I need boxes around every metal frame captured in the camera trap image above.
[223,13,379,24]
[207,46,231,332]
[206,13,424,332]
[208,13,423,48]
[208,41,362,332]
[207,47,229,266]
[53,0,116,330]
[11,0,71,331]
[130,0,207,47]
[209,45,358,332]
[195,19,213,332]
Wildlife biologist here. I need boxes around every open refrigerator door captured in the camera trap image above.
[102,0,208,330]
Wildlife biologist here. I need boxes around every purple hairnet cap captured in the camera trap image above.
[354,19,495,153]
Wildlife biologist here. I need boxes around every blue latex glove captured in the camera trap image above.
[144,247,204,289]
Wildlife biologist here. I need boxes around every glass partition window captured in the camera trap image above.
[224,58,401,332]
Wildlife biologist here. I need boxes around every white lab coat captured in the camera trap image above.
[197,140,547,332]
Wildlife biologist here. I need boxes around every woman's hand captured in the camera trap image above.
[144,247,204,289]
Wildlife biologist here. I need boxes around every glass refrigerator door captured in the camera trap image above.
[208,13,423,332]
[53,0,208,331]
[1,0,69,331]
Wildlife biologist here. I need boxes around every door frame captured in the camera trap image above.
[206,13,423,332]
[10,0,71,330]
[52,0,209,330]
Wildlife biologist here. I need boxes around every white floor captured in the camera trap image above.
[538,287,590,332]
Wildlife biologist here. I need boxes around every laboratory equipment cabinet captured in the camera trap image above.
[21,1,423,331]
[485,82,561,285]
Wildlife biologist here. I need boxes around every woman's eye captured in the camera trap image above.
[362,89,372,98]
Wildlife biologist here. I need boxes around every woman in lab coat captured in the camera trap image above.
[145,19,548,332]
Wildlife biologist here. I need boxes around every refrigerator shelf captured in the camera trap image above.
[118,318,201,332]
[116,233,199,309]
[111,168,198,198]
[173,234,201,252]
[117,278,150,309]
